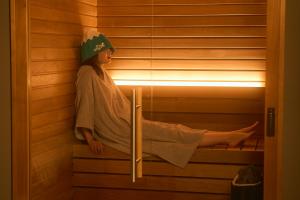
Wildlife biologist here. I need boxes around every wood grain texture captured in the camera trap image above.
[29,0,98,199]
[101,0,265,6]
[73,173,232,193]
[30,5,97,27]
[100,4,266,15]
[73,159,245,178]
[72,143,263,198]
[264,0,285,199]
[73,188,230,200]
[73,144,263,164]
[11,0,30,199]
[98,0,267,98]
[101,27,266,37]
[107,37,266,47]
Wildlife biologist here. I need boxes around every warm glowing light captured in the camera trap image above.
[114,80,265,87]
[108,69,265,87]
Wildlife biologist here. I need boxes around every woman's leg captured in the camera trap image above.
[198,122,258,147]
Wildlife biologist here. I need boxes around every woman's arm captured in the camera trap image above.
[78,127,103,154]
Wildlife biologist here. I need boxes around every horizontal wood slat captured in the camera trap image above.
[107,59,266,70]
[31,19,97,35]
[31,84,75,101]
[101,0,265,6]
[31,118,74,143]
[98,0,267,95]
[119,85,265,98]
[99,4,266,15]
[31,48,79,61]
[31,60,79,75]
[31,94,75,115]
[108,69,265,81]
[73,144,263,164]
[111,48,266,59]
[73,188,230,200]
[31,34,81,48]
[108,37,266,48]
[31,71,77,87]
[77,0,97,6]
[101,26,266,37]
[31,106,75,129]
[100,15,266,26]
[30,0,97,16]
[73,173,231,193]
[73,159,245,178]
[32,173,72,200]
[143,98,264,114]
[31,5,97,27]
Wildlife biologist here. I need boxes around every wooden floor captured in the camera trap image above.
[72,137,263,200]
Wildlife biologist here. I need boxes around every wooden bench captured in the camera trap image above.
[72,137,263,200]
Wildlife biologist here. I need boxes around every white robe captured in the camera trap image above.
[75,65,207,167]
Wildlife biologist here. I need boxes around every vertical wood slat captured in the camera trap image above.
[11,0,30,199]
[264,0,285,199]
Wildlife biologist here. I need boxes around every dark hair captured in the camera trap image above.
[81,54,102,76]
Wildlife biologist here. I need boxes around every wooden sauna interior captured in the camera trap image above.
[29,0,266,199]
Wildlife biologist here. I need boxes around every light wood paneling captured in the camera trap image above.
[98,0,267,89]
[73,144,263,198]
[108,59,266,70]
[73,173,232,193]
[100,16,266,26]
[11,0,30,199]
[101,0,265,6]
[73,159,245,178]
[31,60,79,75]
[73,144,263,164]
[110,48,265,59]
[31,34,82,48]
[31,84,75,101]
[31,106,75,129]
[73,188,230,200]
[264,0,285,199]
[31,71,77,87]
[101,4,266,15]
[102,27,266,37]
[31,118,74,143]
[30,0,97,16]
[31,19,97,35]
[29,0,98,199]
[30,5,97,27]
[31,48,79,61]
[31,94,75,115]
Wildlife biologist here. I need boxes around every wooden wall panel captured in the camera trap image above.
[98,0,266,86]
[73,144,263,199]
[97,0,266,135]
[29,0,98,199]
[73,188,230,200]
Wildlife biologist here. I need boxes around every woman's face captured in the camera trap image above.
[97,49,113,65]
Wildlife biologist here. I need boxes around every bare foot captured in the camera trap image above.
[236,121,259,133]
[228,131,255,147]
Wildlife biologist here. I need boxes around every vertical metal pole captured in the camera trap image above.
[131,88,143,182]
[131,89,136,182]
[136,87,143,178]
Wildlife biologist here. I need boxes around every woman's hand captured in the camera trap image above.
[78,127,104,154]
[86,138,104,154]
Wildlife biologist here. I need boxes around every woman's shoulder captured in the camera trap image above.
[78,65,97,78]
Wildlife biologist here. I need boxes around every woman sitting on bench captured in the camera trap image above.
[75,31,258,168]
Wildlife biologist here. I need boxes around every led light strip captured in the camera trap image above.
[114,80,265,87]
